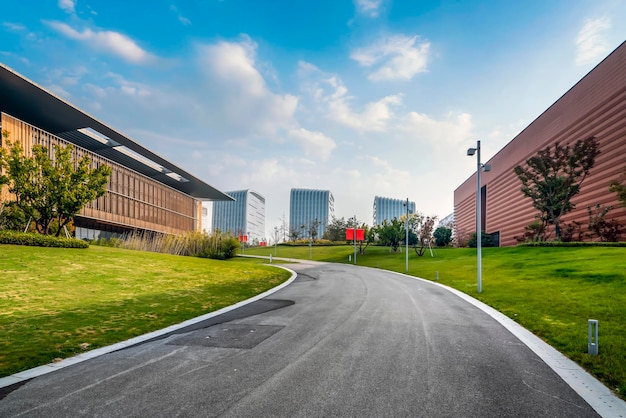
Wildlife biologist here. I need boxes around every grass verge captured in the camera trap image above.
[0,245,290,378]
[244,244,626,398]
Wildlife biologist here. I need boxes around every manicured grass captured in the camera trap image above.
[244,244,626,398]
[0,245,290,378]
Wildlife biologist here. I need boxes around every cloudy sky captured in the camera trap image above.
[2,0,625,238]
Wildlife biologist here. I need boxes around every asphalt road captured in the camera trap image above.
[0,262,602,417]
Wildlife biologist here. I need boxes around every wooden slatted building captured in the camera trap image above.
[0,64,233,239]
[454,42,626,246]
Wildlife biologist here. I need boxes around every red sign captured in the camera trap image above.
[238,234,248,243]
[345,229,364,241]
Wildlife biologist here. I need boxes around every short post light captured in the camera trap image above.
[467,140,490,294]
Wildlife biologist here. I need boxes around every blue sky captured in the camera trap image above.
[2,0,625,238]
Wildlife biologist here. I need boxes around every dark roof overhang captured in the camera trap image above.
[0,63,233,202]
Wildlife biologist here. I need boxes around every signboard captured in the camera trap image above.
[345,229,365,241]
[238,234,248,243]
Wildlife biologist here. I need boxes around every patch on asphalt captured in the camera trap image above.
[167,324,284,349]
[295,273,317,282]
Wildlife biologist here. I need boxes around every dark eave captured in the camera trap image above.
[0,63,233,202]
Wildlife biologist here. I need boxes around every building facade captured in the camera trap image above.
[212,189,265,243]
[0,64,232,239]
[373,196,415,226]
[454,42,626,246]
[289,188,334,239]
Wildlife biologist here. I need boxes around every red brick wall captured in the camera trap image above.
[454,42,626,246]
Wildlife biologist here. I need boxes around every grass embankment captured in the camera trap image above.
[244,244,626,398]
[0,245,290,378]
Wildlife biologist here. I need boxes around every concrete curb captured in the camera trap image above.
[0,265,297,390]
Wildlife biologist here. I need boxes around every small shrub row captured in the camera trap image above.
[282,239,336,246]
[517,241,626,247]
[0,230,89,248]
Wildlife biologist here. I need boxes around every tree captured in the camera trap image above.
[433,226,452,247]
[513,136,600,240]
[323,216,347,241]
[374,218,404,252]
[2,139,112,236]
[308,219,321,242]
[610,168,626,207]
[406,213,436,256]
[288,228,300,242]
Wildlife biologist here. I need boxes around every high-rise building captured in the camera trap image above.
[373,196,415,226]
[289,188,334,239]
[212,189,265,243]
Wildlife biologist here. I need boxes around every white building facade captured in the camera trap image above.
[289,188,334,239]
[373,196,415,226]
[212,189,265,243]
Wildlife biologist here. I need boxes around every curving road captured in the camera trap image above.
[0,262,603,417]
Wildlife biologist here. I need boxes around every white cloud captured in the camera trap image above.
[2,22,26,31]
[351,34,430,81]
[46,21,155,64]
[58,0,75,14]
[302,68,403,132]
[576,17,611,66]
[355,0,384,17]
[170,5,191,26]
[288,128,336,160]
[195,37,298,137]
[399,111,473,153]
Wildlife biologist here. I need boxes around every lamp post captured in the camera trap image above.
[404,198,409,273]
[274,226,278,256]
[466,141,490,293]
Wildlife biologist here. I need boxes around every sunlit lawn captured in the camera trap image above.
[244,243,626,398]
[0,244,290,377]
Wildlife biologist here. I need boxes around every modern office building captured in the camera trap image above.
[454,42,626,246]
[373,196,415,226]
[212,189,265,243]
[0,63,233,239]
[289,188,334,239]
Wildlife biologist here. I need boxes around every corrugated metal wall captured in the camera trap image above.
[454,42,626,246]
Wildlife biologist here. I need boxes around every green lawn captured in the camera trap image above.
[245,244,626,398]
[0,244,291,378]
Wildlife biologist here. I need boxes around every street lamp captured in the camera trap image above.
[403,198,409,273]
[467,140,491,294]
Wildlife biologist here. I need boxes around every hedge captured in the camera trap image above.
[517,241,626,247]
[0,230,89,248]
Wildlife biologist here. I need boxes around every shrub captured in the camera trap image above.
[220,236,240,259]
[468,231,496,248]
[517,241,626,247]
[433,226,452,247]
[0,230,88,248]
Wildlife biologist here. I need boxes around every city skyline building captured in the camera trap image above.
[212,189,265,243]
[373,196,416,226]
[289,188,334,239]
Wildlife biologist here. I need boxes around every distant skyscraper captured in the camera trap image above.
[212,189,265,243]
[373,196,415,226]
[289,188,334,239]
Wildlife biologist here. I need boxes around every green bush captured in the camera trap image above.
[468,232,496,248]
[518,241,626,247]
[433,226,453,247]
[220,236,241,259]
[0,230,88,248]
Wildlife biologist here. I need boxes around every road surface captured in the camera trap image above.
[0,261,603,417]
